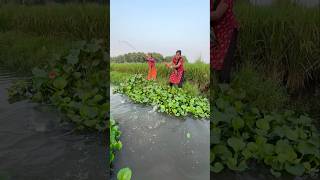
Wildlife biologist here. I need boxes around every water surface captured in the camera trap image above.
[0,67,106,180]
[110,86,210,180]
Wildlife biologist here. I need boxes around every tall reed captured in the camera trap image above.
[0,3,108,40]
[234,1,320,91]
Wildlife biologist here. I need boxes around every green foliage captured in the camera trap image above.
[211,85,320,177]
[111,71,204,97]
[114,74,209,118]
[111,63,209,92]
[111,52,164,63]
[234,1,320,91]
[0,3,108,40]
[110,118,122,165]
[231,64,288,111]
[111,52,189,63]
[117,167,132,180]
[7,80,30,103]
[7,40,108,131]
[0,31,71,72]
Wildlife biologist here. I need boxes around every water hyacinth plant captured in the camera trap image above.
[211,85,320,177]
[117,167,132,180]
[113,74,210,119]
[110,118,122,165]
[7,40,108,131]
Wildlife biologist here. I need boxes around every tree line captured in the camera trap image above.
[111,52,189,63]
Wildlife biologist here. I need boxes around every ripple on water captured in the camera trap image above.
[110,86,210,180]
[0,68,106,179]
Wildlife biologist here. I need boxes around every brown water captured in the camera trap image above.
[0,67,107,180]
[110,86,210,180]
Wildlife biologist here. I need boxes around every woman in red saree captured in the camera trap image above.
[211,0,239,83]
[146,53,157,80]
[168,50,184,88]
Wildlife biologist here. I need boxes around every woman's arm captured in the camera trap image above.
[171,61,182,69]
[211,0,228,21]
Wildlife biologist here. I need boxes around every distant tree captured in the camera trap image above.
[150,52,164,62]
[111,52,166,63]
[111,52,190,63]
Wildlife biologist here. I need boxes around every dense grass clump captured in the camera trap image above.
[234,1,320,91]
[0,3,108,72]
[0,3,109,40]
[0,31,71,72]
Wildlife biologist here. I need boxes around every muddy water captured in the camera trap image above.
[0,67,106,180]
[110,86,210,180]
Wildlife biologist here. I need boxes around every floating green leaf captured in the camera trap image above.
[117,168,132,180]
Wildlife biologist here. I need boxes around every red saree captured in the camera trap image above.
[169,56,184,84]
[211,0,239,70]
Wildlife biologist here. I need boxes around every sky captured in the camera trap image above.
[110,0,210,63]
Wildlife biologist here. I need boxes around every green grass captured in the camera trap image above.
[231,63,288,112]
[234,1,320,91]
[111,62,209,96]
[0,3,109,40]
[0,3,108,73]
[210,64,289,113]
[111,62,209,86]
[0,31,71,72]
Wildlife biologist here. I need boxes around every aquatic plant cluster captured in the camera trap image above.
[110,118,122,164]
[110,119,132,180]
[7,40,108,131]
[113,74,210,118]
[211,85,320,177]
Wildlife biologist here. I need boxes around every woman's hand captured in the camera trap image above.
[164,62,172,68]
